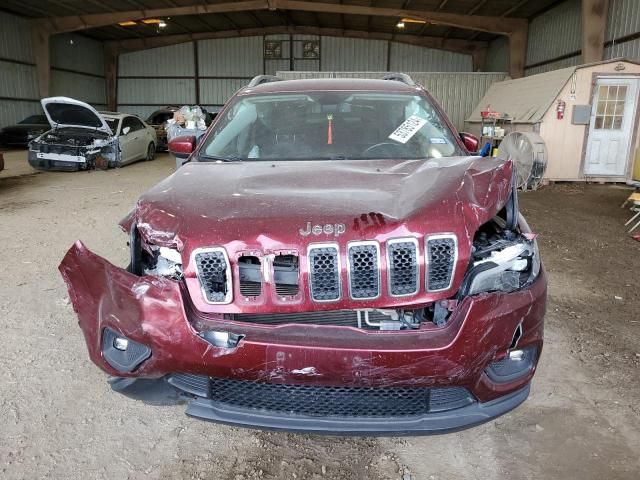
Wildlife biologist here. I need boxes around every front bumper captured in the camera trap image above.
[60,241,546,434]
[28,150,86,171]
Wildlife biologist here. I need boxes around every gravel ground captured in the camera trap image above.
[1,149,639,480]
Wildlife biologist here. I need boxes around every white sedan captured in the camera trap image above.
[28,97,157,171]
[101,112,157,165]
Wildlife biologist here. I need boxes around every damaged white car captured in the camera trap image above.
[28,97,157,171]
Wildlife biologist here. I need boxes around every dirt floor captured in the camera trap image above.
[1,149,639,480]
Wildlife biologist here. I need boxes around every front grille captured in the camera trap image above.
[168,373,210,397]
[426,236,456,291]
[194,377,475,417]
[194,249,231,304]
[348,242,380,299]
[387,239,419,296]
[239,281,261,296]
[308,245,341,301]
[231,309,389,328]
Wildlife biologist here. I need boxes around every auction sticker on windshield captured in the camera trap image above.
[388,115,427,144]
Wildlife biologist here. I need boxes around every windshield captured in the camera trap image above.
[198,91,462,161]
[104,118,120,134]
[19,115,48,124]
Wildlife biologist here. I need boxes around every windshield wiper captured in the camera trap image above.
[199,154,244,162]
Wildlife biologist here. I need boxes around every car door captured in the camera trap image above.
[119,116,145,164]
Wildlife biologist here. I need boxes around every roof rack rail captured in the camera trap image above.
[247,75,282,88]
[382,73,416,86]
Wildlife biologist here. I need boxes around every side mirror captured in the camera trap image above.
[459,132,479,154]
[168,135,196,159]
[122,126,131,135]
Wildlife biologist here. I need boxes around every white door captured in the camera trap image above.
[584,78,639,177]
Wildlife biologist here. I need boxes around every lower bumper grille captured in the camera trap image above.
[231,309,388,328]
[169,374,475,417]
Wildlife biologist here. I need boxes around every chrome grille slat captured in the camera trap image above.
[308,244,341,302]
[387,239,419,296]
[426,235,457,292]
[347,242,380,299]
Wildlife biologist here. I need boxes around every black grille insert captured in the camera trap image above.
[238,255,262,297]
[308,246,340,301]
[195,249,230,303]
[348,243,380,299]
[387,240,418,296]
[426,236,456,291]
[202,377,474,417]
[231,309,390,328]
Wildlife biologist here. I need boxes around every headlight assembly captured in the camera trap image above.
[460,236,540,296]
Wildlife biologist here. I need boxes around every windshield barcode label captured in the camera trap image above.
[388,115,427,144]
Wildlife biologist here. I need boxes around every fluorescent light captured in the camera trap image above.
[142,18,162,24]
[402,17,427,24]
[396,21,405,29]
[159,21,167,28]
[118,21,137,26]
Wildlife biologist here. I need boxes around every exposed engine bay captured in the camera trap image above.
[29,127,119,170]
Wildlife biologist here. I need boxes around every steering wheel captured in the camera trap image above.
[362,142,407,157]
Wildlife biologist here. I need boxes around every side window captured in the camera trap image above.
[121,116,144,134]
[130,117,145,131]
[121,117,134,135]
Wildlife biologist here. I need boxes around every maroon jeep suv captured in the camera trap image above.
[60,74,546,435]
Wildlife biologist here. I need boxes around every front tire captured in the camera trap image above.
[146,142,156,161]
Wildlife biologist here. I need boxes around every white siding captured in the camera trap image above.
[389,43,472,72]
[0,11,33,63]
[51,34,104,76]
[606,0,640,40]
[50,70,106,105]
[118,78,195,105]
[0,60,38,99]
[119,43,195,77]
[199,78,247,105]
[486,36,510,73]
[198,37,263,76]
[321,37,387,71]
[526,0,582,66]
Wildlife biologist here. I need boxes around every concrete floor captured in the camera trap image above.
[1,150,639,479]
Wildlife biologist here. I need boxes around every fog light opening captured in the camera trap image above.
[508,349,525,361]
[113,337,129,351]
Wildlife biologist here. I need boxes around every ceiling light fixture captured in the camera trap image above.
[142,18,162,24]
[401,17,427,24]
[396,21,405,29]
[159,21,167,28]
[118,21,137,26]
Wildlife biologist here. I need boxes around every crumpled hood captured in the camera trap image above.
[122,156,513,251]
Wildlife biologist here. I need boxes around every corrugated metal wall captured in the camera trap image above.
[321,37,387,71]
[276,71,507,130]
[116,34,477,119]
[0,11,39,127]
[389,43,473,71]
[50,33,106,108]
[526,0,582,66]
[0,11,107,127]
[486,0,640,78]
[486,37,509,73]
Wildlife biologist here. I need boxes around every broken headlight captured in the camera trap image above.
[461,235,540,296]
[143,246,183,279]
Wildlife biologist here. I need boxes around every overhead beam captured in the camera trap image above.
[582,0,610,63]
[105,26,487,56]
[32,0,526,36]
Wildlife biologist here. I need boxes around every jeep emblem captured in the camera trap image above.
[299,222,346,237]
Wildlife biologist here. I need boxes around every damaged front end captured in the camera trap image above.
[60,157,546,435]
[28,96,120,171]
[28,129,119,171]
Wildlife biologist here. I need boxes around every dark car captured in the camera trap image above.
[60,74,546,435]
[0,114,49,147]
